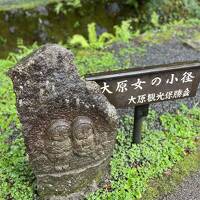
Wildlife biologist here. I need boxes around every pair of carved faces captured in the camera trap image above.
[47,116,95,157]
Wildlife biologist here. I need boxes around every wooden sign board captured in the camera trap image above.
[85,61,200,108]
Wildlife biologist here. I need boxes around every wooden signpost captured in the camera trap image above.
[85,61,200,144]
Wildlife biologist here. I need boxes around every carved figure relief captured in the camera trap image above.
[72,116,96,156]
[9,44,118,200]
[45,119,72,171]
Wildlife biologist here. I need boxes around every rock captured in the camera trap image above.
[8,44,118,200]
[9,26,16,34]
[105,2,121,17]
[4,14,9,22]
[182,39,200,51]
[36,30,49,43]
[25,10,32,17]
[96,25,108,36]
[36,6,49,16]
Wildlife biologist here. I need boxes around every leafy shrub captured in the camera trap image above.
[183,0,200,18]
[75,51,119,75]
[54,0,82,15]
[7,39,38,63]
[114,20,134,43]
[69,22,115,49]
[0,59,35,200]
[69,20,133,49]
[88,105,200,200]
[124,0,139,8]
[146,0,200,25]
[150,11,160,27]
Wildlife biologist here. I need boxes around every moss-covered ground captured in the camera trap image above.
[142,145,200,200]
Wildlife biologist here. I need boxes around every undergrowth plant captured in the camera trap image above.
[75,51,119,75]
[69,20,134,49]
[7,39,38,63]
[183,0,200,18]
[69,22,115,49]
[140,18,200,44]
[0,59,35,200]
[150,11,160,27]
[0,36,7,46]
[114,20,136,42]
[88,105,200,200]
[54,0,82,15]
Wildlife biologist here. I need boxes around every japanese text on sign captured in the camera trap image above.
[85,62,200,108]
[100,71,194,105]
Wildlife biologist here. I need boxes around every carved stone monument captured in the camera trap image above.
[9,44,118,200]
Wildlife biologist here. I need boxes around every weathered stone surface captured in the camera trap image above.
[9,44,118,199]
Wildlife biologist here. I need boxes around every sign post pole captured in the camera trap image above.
[133,104,149,144]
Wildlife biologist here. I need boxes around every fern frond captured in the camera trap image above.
[99,32,116,46]
[114,20,132,42]
[151,12,159,27]
[69,35,89,48]
[88,23,97,47]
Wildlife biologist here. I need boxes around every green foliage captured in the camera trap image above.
[146,0,185,23]
[54,0,81,15]
[70,17,200,50]
[69,20,133,49]
[0,60,18,130]
[0,0,82,11]
[88,106,200,200]
[151,12,160,27]
[0,131,35,200]
[142,142,200,200]
[69,22,115,49]
[88,22,97,45]
[125,0,139,8]
[139,18,200,44]
[183,17,200,25]
[0,59,35,200]
[7,39,38,63]
[0,36,7,46]
[114,20,134,43]
[147,0,200,25]
[65,0,81,8]
[70,35,90,48]
[54,2,66,15]
[183,0,200,18]
[161,105,200,140]
[75,51,119,75]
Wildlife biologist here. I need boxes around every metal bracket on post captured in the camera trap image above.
[133,104,149,144]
